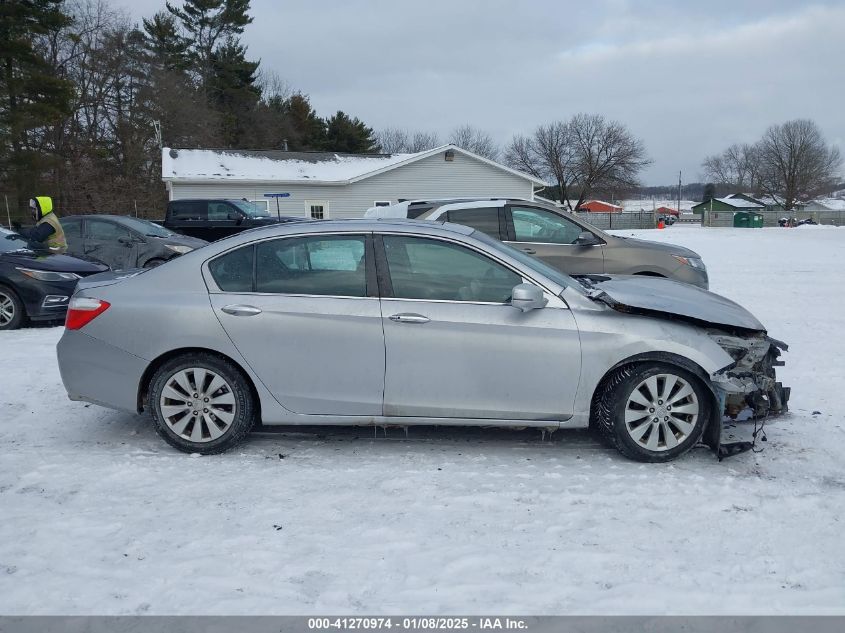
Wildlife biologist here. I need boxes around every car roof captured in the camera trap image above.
[215,217,476,244]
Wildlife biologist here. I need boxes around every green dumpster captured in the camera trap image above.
[733,211,764,228]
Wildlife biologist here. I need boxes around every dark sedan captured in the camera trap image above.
[0,227,108,330]
[61,215,207,270]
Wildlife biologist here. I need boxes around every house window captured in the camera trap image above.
[250,200,270,212]
[373,200,391,207]
[306,200,328,219]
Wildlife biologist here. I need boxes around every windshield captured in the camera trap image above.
[115,217,174,238]
[229,199,271,218]
[0,228,34,254]
[469,230,587,295]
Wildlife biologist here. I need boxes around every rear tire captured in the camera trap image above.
[0,285,26,331]
[149,353,256,454]
[593,363,709,462]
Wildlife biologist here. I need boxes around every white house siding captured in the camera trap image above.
[167,151,536,219]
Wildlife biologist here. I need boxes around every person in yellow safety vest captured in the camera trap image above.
[14,196,67,254]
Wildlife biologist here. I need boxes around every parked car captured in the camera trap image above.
[56,219,788,462]
[368,198,708,288]
[61,215,207,270]
[163,199,306,242]
[0,227,108,330]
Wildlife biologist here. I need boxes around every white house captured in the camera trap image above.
[161,144,547,220]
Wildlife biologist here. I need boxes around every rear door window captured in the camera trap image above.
[61,218,83,239]
[445,207,502,238]
[255,235,367,297]
[170,201,207,221]
[87,219,132,240]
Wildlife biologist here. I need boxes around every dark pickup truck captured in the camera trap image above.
[163,199,305,242]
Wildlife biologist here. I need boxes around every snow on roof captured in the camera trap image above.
[162,147,418,183]
[620,199,698,212]
[714,196,764,209]
[161,144,547,185]
[813,197,845,211]
[581,199,623,209]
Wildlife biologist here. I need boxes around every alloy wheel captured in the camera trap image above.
[0,292,15,327]
[158,367,237,442]
[624,373,700,452]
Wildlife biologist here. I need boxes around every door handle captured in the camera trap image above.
[521,248,537,254]
[389,313,430,324]
[221,304,262,317]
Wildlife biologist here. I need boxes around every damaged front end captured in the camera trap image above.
[708,333,791,458]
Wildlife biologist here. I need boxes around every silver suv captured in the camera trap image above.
[367,198,708,288]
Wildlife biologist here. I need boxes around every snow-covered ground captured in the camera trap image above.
[1,226,844,615]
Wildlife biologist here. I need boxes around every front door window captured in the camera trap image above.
[511,206,584,244]
[382,235,521,303]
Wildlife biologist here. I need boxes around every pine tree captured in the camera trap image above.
[142,12,190,72]
[273,93,325,150]
[0,0,74,210]
[322,111,378,153]
[208,38,260,146]
[165,0,253,90]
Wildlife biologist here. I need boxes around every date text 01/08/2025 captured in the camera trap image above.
[308,617,529,630]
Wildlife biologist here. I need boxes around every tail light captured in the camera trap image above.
[65,297,110,330]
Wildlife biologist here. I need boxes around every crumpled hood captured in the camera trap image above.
[612,236,701,259]
[585,274,766,332]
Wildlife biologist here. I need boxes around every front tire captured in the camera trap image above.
[593,363,709,462]
[143,258,168,268]
[0,285,26,331]
[149,353,256,454]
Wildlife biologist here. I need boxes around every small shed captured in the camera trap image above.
[691,196,765,227]
[733,211,764,228]
[579,200,623,213]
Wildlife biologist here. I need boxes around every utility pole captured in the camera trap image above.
[677,171,682,220]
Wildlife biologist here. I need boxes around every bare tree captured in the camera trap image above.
[408,130,440,152]
[757,119,842,210]
[504,115,650,211]
[376,128,440,153]
[257,69,292,104]
[449,124,499,161]
[701,143,760,191]
[375,127,409,153]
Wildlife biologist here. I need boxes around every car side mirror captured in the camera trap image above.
[575,230,599,246]
[511,283,548,312]
[118,236,134,247]
[226,212,243,223]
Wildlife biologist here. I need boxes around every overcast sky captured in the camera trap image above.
[113,0,845,185]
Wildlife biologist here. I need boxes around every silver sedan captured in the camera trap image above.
[56,219,789,462]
